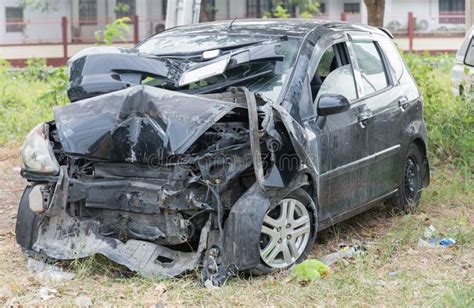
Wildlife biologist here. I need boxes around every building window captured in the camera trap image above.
[319,3,326,14]
[116,0,136,19]
[439,0,465,24]
[79,0,97,25]
[162,0,167,20]
[5,7,24,33]
[247,0,272,18]
[343,3,360,14]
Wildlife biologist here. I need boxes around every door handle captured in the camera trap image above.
[398,97,409,110]
[357,109,373,128]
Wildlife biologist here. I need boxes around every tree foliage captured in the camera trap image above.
[95,17,131,45]
[20,0,58,12]
[265,0,321,19]
[273,4,291,18]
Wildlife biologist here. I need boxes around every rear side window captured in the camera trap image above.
[378,37,404,81]
[352,41,389,96]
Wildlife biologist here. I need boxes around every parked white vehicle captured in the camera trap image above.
[452,26,474,96]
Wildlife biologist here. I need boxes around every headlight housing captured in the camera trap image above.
[20,123,60,175]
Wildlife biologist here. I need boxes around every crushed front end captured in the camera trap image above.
[17,85,270,280]
[16,30,316,284]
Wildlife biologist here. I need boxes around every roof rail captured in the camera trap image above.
[378,27,394,39]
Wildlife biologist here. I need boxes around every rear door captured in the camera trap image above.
[347,35,404,201]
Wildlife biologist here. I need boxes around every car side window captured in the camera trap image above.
[316,47,336,79]
[464,38,474,67]
[378,37,404,81]
[456,27,473,62]
[352,41,389,96]
[311,43,358,104]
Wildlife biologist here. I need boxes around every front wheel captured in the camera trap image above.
[251,189,317,275]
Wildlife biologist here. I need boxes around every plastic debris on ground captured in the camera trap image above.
[321,241,369,266]
[204,279,221,290]
[74,294,93,306]
[37,287,58,301]
[291,259,331,283]
[418,225,456,248]
[27,257,76,283]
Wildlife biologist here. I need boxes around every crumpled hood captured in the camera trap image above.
[54,85,239,163]
[67,46,171,102]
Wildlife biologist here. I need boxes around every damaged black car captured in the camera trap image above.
[16,20,430,285]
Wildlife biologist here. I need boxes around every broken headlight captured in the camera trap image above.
[20,123,60,175]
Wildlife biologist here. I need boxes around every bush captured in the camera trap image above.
[0,59,68,145]
[402,52,473,167]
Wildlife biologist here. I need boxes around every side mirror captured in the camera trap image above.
[317,94,350,116]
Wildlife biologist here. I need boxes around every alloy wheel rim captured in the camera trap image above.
[404,157,420,203]
[259,198,311,268]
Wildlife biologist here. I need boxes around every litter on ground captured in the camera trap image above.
[418,225,456,248]
[291,259,331,282]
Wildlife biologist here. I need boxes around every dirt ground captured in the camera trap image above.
[0,144,472,306]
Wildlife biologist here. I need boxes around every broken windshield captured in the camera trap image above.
[139,34,277,56]
[137,34,302,101]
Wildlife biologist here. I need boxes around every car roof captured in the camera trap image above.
[157,19,382,38]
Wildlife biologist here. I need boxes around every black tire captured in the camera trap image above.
[388,144,424,212]
[250,188,317,276]
[15,186,42,253]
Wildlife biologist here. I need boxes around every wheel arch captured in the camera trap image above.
[412,137,430,188]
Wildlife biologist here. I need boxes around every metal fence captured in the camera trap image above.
[0,12,468,67]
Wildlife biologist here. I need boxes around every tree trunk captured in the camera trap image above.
[363,0,385,27]
[200,0,209,22]
[200,0,216,22]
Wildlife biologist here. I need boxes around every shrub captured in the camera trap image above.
[0,59,68,144]
[402,52,473,167]
[95,17,131,45]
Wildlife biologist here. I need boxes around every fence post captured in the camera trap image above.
[408,12,414,52]
[133,15,139,44]
[61,16,68,62]
[341,12,347,21]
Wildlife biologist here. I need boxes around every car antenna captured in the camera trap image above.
[227,17,237,30]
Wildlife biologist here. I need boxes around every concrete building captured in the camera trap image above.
[0,0,167,44]
[0,0,471,45]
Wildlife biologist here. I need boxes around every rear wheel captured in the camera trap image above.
[252,189,317,275]
[389,144,424,212]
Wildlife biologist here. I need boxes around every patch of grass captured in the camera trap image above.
[0,58,68,145]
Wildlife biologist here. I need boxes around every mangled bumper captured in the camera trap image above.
[31,167,210,278]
